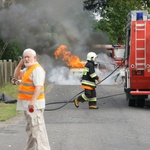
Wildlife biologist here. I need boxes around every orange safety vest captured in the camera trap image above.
[18,63,45,100]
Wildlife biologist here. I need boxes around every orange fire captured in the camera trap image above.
[54,45,85,68]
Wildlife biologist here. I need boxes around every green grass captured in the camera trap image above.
[0,83,19,121]
[0,83,48,121]
[0,102,18,121]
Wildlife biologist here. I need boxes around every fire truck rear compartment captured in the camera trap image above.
[130,76,150,89]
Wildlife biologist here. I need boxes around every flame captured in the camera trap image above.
[54,45,85,68]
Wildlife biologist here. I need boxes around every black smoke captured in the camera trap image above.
[0,0,109,65]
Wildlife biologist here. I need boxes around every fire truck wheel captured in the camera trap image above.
[128,99,136,107]
[137,99,145,108]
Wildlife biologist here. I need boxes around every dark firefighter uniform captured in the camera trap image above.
[74,60,100,109]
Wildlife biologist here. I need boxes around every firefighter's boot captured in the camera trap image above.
[89,105,99,109]
[89,101,98,109]
[74,98,79,108]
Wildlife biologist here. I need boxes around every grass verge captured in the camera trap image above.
[0,83,19,121]
[0,83,48,121]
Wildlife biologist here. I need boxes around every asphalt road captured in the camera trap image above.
[0,84,150,150]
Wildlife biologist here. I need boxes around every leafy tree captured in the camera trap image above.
[1,40,22,61]
[83,0,108,15]
[84,0,149,44]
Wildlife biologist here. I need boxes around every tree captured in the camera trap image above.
[93,0,148,44]
[83,0,108,14]
[83,0,150,15]
[0,40,22,60]
[84,0,150,44]
[0,42,8,59]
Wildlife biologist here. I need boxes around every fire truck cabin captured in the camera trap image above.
[108,45,125,67]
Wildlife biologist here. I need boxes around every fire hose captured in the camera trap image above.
[10,57,128,111]
[45,57,129,111]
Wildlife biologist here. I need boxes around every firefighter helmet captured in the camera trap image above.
[87,52,97,61]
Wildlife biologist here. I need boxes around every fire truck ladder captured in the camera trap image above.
[135,22,146,70]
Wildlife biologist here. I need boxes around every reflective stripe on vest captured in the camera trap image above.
[81,80,96,87]
[18,63,45,100]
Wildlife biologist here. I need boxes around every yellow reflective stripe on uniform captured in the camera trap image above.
[81,93,88,101]
[82,67,89,75]
[88,97,96,101]
[81,93,97,101]
[82,80,95,86]
[90,72,97,78]
[84,67,89,71]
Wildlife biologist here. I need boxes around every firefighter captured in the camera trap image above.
[74,52,101,109]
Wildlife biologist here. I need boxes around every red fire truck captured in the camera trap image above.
[124,10,150,107]
[92,44,125,68]
[106,44,125,67]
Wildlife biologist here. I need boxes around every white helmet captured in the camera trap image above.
[87,52,97,61]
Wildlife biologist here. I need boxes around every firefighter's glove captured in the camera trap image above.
[97,78,101,84]
[11,77,20,85]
